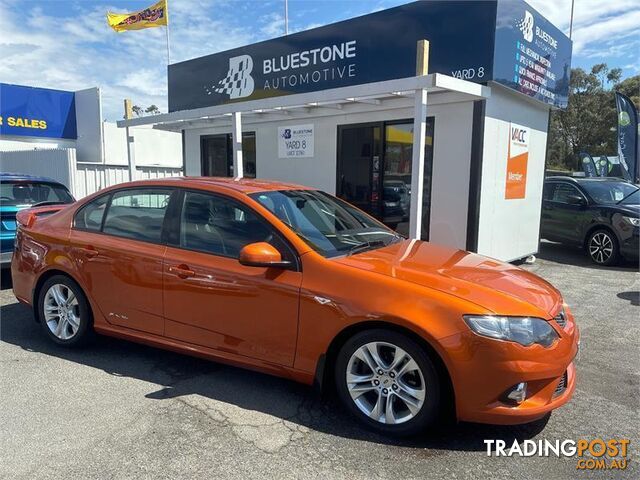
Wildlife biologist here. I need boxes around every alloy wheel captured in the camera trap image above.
[346,341,426,425]
[589,232,613,264]
[43,284,81,340]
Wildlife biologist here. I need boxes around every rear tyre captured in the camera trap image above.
[37,275,93,347]
[587,229,619,266]
[334,329,440,437]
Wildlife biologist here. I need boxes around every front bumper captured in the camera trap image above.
[620,227,639,261]
[0,250,12,266]
[440,308,580,425]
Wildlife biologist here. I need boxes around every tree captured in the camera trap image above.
[132,104,144,117]
[547,64,640,171]
[145,105,160,115]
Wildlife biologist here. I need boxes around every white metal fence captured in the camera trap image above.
[75,163,183,199]
[1,148,183,199]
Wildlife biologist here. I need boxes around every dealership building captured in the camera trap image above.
[116,0,572,262]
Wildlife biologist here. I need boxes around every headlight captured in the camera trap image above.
[463,315,558,347]
[622,215,640,227]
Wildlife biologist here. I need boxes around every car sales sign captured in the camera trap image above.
[505,123,529,200]
[278,124,314,158]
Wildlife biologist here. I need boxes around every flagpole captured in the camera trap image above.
[165,0,171,64]
[284,0,288,35]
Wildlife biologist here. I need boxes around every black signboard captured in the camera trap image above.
[168,0,571,112]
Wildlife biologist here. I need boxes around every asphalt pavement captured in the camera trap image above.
[0,241,638,479]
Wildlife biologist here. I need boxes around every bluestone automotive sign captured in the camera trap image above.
[168,0,572,112]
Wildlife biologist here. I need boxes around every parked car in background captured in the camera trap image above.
[541,176,639,265]
[1,173,74,267]
[12,177,578,436]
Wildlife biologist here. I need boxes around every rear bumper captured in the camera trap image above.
[440,309,580,425]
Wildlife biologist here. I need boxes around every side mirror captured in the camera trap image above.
[239,242,291,268]
[566,194,585,205]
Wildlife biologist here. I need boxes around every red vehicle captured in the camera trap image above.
[12,177,579,436]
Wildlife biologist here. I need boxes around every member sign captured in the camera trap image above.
[278,124,314,158]
[505,123,529,199]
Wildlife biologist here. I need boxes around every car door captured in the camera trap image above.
[162,189,302,366]
[544,182,589,244]
[540,182,558,240]
[69,188,175,335]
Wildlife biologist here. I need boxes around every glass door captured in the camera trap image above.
[200,133,257,178]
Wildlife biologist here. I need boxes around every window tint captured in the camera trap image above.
[543,183,557,200]
[551,184,583,203]
[180,191,287,259]
[102,189,172,242]
[74,195,109,231]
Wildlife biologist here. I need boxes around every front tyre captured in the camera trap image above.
[587,229,619,266]
[38,275,93,347]
[335,329,440,436]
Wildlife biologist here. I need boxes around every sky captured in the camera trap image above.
[0,0,637,121]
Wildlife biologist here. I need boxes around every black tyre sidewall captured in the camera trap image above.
[334,329,441,437]
[38,275,92,347]
[588,229,619,266]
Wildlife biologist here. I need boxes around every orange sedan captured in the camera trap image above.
[11,177,579,436]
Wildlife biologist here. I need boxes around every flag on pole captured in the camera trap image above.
[107,0,168,32]
[615,91,639,183]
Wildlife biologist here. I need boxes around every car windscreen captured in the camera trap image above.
[249,189,402,258]
[579,181,638,205]
[0,181,74,207]
[619,188,640,205]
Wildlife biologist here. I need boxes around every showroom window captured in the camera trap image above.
[102,189,172,243]
[179,190,292,260]
[74,195,109,231]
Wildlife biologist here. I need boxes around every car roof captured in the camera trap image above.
[0,172,62,184]
[545,176,632,184]
[106,176,313,194]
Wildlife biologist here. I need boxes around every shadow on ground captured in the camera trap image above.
[0,300,549,451]
[536,241,639,272]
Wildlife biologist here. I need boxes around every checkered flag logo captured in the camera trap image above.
[206,54,255,99]
[516,10,534,42]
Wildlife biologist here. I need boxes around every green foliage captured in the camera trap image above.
[547,64,640,171]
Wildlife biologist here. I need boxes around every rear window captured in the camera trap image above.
[0,181,74,206]
[102,189,172,243]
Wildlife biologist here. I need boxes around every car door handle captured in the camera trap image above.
[77,246,99,258]
[168,264,196,278]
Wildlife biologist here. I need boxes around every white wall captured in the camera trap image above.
[75,87,103,163]
[0,148,76,191]
[476,84,550,261]
[183,95,476,249]
[103,122,182,168]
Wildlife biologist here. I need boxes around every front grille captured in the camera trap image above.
[553,371,568,397]
[554,309,567,328]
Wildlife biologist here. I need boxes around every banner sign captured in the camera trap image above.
[615,92,639,183]
[0,83,77,139]
[505,123,529,199]
[169,0,571,112]
[580,152,597,178]
[278,124,314,158]
[493,0,572,108]
[107,0,168,33]
[597,155,609,177]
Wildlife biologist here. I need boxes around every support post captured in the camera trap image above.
[124,99,136,182]
[232,111,244,179]
[409,40,429,240]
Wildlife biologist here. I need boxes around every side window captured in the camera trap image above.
[180,191,291,260]
[552,183,583,203]
[74,195,109,231]
[102,189,172,242]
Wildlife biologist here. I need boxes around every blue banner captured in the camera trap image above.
[580,152,597,177]
[169,0,572,112]
[615,92,639,183]
[0,83,77,139]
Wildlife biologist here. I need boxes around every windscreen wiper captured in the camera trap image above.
[347,240,387,256]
